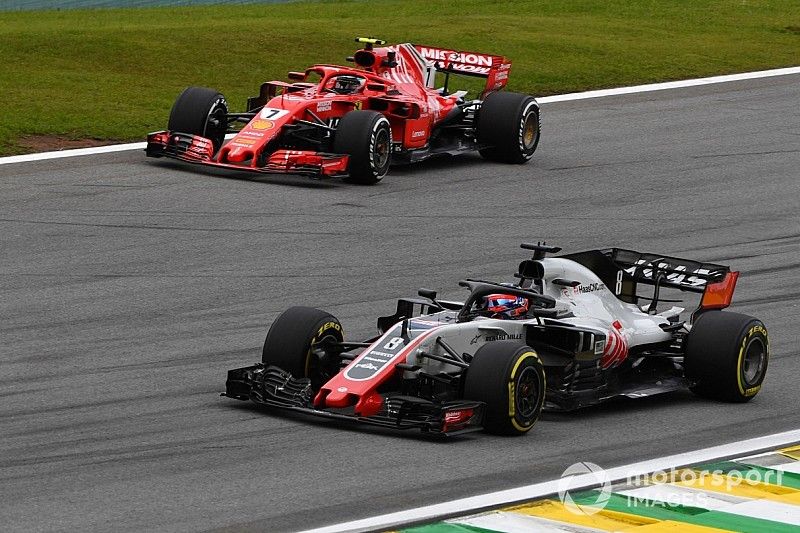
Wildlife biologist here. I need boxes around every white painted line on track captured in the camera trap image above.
[299,428,800,533]
[618,484,800,526]
[0,141,147,166]
[773,462,800,474]
[616,484,748,509]
[0,133,235,166]
[1,65,798,167]
[735,449,786,462]
[450,510,599,533]
[721,500,800,527]
[537,65,800,103]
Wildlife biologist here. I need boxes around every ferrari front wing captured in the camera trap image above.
[224,364,485,435]
[146,131,349,178]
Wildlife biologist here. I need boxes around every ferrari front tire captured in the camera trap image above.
[464,341,546,436]
[333,110,392,185]
[168,86,228,154]
[262,306,344,390]
[477,91,540,163]
[685,311,769,402]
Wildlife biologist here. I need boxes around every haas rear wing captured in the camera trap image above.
[563,248,740,311]
[608,249,730,291]
[413,44,511,94]
[608,248,740,311]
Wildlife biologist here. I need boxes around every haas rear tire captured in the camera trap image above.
[333,110,392,185]
[685,311,769,402]
[262,306,344,390]
[477,91,540,163]
[168,86,228,154]
[464,341,546,436]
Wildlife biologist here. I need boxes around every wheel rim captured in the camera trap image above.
[307,334,340,390]
[742,337,766,385]
[373,127,390,171]
[521,112,538,150]
[515,365,540,419]
[203,100,227,148]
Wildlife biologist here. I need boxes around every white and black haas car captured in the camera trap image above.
[225,243,769,437]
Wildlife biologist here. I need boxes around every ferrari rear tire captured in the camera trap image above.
[333,110,391,185]
[168,86,228,154]
[262,306,344,390]
[477,91,540,163]
[464,341,546,436]
[685,311,769,402]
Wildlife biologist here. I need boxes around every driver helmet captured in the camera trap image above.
[481,293,529,319]
[331,75,363,94]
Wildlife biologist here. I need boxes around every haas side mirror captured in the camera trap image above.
[418,288,437,300]
[418,288,444,311]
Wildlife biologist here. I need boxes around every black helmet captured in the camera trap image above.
[332,75,363,94]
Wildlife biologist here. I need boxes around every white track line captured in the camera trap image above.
[0,141,147,166]
[1,66,799,167]
[537,65,800,103]
[0,133,235,166]
[299,428,800,533]
[773,462,800,474]
[619,485,800,526]
[450,510,602,533]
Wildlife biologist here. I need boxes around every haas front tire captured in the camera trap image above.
[168,86,228,154]
[464,341,546,435]
[685,311,769,402]
[333,110,392,185]
[262,306,344,391]
[477,91,540,163]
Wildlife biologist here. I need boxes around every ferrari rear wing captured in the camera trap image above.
[413,44,511,94]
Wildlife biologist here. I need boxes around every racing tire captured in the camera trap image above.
[333,110,392,185]
[464,341,546,436]
[167,86,228,154]
[477,91,540,163]
[262,306,344,391]
[684,311,769,402]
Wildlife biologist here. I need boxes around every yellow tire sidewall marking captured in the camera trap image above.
[317,321,341,337]
[305,321,342,377]
[508,351,542,432]
[736,325,768,397]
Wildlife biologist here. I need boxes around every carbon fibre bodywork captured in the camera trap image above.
[224,244,766,435]
[146,40,537,181]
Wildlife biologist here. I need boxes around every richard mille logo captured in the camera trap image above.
[471,332,523,344]
[486,333,522,342]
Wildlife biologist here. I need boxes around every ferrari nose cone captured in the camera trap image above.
[224,146,252,163]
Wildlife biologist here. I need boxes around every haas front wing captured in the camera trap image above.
[224,365,484,435]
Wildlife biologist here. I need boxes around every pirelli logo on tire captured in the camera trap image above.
[318,322,341,337]
[736,322,769,398]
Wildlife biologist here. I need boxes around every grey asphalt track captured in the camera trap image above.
[1,74,799,533]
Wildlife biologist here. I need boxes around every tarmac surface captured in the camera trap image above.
[1,74,799,532]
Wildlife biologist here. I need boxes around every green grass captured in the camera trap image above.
[1,0,799,155]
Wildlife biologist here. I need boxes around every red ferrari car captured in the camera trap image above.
[146,38,540,184]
